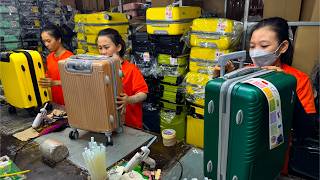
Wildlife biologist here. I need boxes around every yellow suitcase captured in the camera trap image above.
[84,24,129,35]
[0,50,50,111]
[146,6,201,35]
[75,49,86,54]
[86,34,128,44]
[190,18,243,49]
[186,114,204,148]
[190,47,230,61]
[189,59,216,74]
[185,72,211,87]
[87,44,99,54]
[77,32,86,41]
[186,85,205,107]
[77,42,88,51]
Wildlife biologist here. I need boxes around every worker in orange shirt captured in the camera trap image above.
[96,28,148,129]
[38,24,74,105]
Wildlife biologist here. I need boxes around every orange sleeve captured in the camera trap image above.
[296,76,316,114]
[132,66,148,94]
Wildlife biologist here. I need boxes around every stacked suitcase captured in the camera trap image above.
[146,6,201,141]
[130,32,161,133]
[38,0,63,58]
[185,18,243,148]
[74,12,129,55]
[0,1,22,50]
[17,0,42,51]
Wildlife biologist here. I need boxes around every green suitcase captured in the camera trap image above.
[204,51,297,179]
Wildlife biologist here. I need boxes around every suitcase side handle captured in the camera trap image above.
[0,52,11,62]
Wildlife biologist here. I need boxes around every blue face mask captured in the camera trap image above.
[249,42,283,67]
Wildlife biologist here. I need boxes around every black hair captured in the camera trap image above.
[41,24,63,41]
[97,28,126,57]
[250,17,294,65]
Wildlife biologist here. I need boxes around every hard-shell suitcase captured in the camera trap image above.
[190,18,243,49]
[186,105,205,148]
[158,64,187,77]
[146,6,201,35]
[190,47,230,61]
[204,51,297,179]
[86,34,128,44]
[149,34,188,57]
[160,90,185,104]
[142,102,161,133]
[58,54,124,145]
[0,50,50,113]
[186,112,204,148]
[157,54,188,66]
[160,75,185,85]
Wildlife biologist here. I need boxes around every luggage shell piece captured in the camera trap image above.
[190,34,233,50]
[186,115,204,148]
[160,108,187,141]
[58,55,124,133]
[0,50,50,109]
[191,18,236,34]
[204,70,297,179]
[146,7,201,35]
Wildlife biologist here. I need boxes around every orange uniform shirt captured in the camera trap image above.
[281,64,316,114]
[46,50,73,105]
[121,60,148,129]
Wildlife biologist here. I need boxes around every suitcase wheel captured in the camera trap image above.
[8,106,16,114]
[69,130,79,140]
[105,136,113,146]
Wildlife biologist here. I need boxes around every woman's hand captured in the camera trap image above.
[116,93,129,114]
[39,78,61,88]
[261,66,283,72]
[212,60,235,77]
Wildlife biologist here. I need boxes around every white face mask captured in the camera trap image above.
[249,42,283,67]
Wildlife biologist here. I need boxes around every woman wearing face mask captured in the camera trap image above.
[96,28,148,129]
[249,17,316,116]
[39,24,74,105]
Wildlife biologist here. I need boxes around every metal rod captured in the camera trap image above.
[247,21,320,27]
[242,0,250,49]
[224,0,228,17]
[119,0,123,13]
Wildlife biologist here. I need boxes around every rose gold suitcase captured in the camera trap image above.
[58,54,124,145]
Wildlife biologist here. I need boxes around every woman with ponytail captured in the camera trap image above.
[39,24,74,105]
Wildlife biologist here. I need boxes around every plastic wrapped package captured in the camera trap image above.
[160,75,185,85]
[160,109,186,141]
[0,0,16,6]
[0,14,20,21]
[143,102,161,133]
[0,42,21,50]
[149,34,189,57]
[190,18,243,50]
[157,54,188,66]
[0,28,21,36]
[75,49,86,54]
[0,20,20,29]
[158,64,188,77]
[0,5,18,14]
[38,0,62,26]
[87,44,99,54]
[185,72,213,107]
[160,89,185,104]
[131,51,159,77]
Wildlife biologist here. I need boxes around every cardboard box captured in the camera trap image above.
[300,0,319,21]
[263,0,302,21]
[292,26,320,76]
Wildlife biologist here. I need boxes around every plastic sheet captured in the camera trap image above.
[189,47,231,75]
[131,51,159,77]
[190,18,243,50]
[160,109,186,141]
[184,72,213,107]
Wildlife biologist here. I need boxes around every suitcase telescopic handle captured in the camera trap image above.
[218,50,247,77]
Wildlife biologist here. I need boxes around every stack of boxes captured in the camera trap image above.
[0,1,21,50]
[74,12,129,55]
[185,18,243,148]
[17,0,41,51]
[146,6,201,141]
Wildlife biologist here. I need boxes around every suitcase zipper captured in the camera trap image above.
[146,18,194,24]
